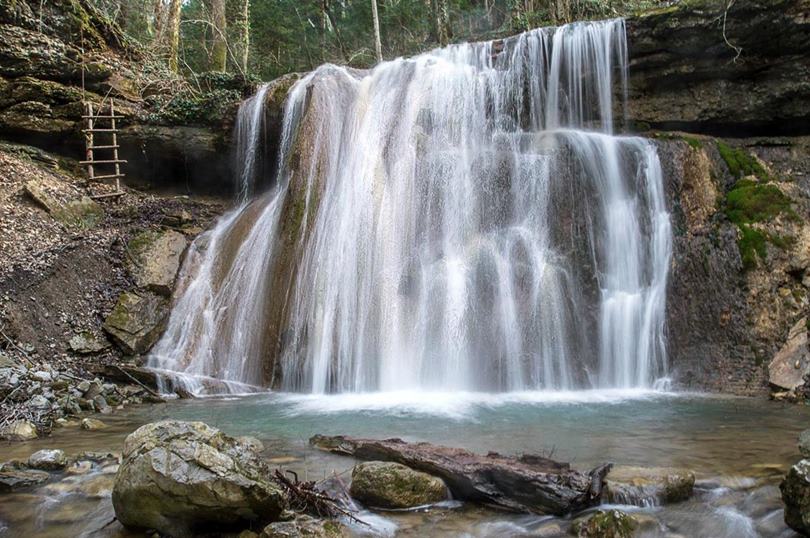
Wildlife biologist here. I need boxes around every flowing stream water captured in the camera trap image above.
[148,19,672,394]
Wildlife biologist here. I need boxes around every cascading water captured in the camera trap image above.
[148,18,672,395]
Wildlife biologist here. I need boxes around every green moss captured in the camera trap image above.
[737,225,766,271]
[725,180,797,225]
[127,230,159,257]
[717,140,770,180]
[652,132,703,150]
[52,197,104,229]
[573,510,637,538]
[143,88,242,127]
[767,232,796,251]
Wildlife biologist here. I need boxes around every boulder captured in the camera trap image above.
[126,229,188,296]
[112,420,286,537]
[769,318,810,391]
[606,466,695,505]
[572,510,637,538]
[102,290,169,355]
[0,465,50,492]
[781,459,810,535]
[24,178,104,229]
[81,418,107,431]
[350,461,448,509]
[28,449,68,470]
[261,515,349,538]
[68,331,110,354]
[0,419,37,441]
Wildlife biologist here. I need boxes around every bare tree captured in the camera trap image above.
[228,0,251,73]
[431,0,449,46]
[371,0,382,63]
[166,0,183,72]
[210,0,228,71]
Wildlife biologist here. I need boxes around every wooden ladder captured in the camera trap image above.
[82,98,126,198]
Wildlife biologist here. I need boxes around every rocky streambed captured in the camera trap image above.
[2,393,810,537]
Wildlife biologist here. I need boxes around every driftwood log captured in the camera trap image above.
[310,435,611,515]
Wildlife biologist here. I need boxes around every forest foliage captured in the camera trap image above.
[91,0,670,82]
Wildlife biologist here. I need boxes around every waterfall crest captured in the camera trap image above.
[149,19,672,394]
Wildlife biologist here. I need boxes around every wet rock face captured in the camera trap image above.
[349,461,448,509]
[606,466,696,505]
[0,464,49,492]
[102,291,168,355]
[626,0,810,136]
[781,459,810,534]
[112,420,286,538]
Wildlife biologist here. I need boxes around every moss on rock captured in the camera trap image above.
[349,461,448,509]
[722,177,798,270]
[717,140,770,180]
[572,510,637,538]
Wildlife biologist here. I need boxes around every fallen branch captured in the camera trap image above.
[311,435,612,515]
[112,365,164,399]
[272,469,366,525]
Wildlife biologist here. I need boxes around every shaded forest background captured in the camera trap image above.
[91,0,670,82]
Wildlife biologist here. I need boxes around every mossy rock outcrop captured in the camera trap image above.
[102,291,168,355]
[24,177,104,229]
[349,461,448,509]
[112,421,286,537]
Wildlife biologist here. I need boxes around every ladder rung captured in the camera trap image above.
[90,191,126,199]
[82,128,118,132]
[82,115,125,119]
[92,173,126,180]
[80,159,127,164]
[87,145,120,150]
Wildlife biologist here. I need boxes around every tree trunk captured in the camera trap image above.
[371,0,382,63]
[227,0,250,74]
[166,0,182,72]
[210,0,227,71]
[153,0,165,41]
[431,0,449,46]
[310,435,611,515]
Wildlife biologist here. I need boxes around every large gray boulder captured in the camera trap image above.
[349,461,448,509]
[769,318,810,391]
[102,290,168,355]
[781,459,810,535]
[126,229,187,296]
[112,420,286,537]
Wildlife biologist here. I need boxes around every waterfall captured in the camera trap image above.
[233,82,271,201]
[149,19,672,395]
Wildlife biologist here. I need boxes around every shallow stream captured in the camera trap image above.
[1,391,808,537]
